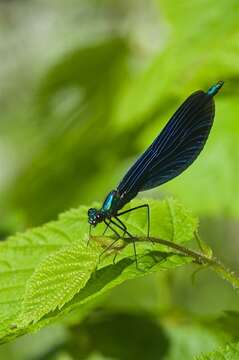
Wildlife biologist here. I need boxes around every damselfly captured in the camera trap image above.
[88,81,223,263]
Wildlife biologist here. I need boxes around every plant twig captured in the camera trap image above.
[123,236,239,290]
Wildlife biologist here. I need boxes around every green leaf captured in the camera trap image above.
[24,246,191,343]
[0,198,197,343]
[118,198,198,243]
[195,342,239,360]
[0,205,88,342]
[19,242,100,326]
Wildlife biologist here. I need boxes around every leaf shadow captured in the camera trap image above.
[42,250,186,325]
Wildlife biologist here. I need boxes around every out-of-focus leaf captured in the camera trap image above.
[195,342,239,360]
[163,321,228,360]
[5,0,239,226]
[213,311,239,339]
[7,36,130,225]
[36,37,129,114]
[43,310,236,360]
[114,0,239,130]
[163,312,239,360]
[68,312,169,360]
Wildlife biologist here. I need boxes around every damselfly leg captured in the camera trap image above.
[87,224,92,246]
[110,218,138,267]
[117,203,151,239]
[100,217,138,267]
[101,204,151,266]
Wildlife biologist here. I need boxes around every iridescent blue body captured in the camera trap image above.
[88,81,224,235]
[88,190,121,225]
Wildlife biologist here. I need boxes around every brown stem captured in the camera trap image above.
[123,236,239,290]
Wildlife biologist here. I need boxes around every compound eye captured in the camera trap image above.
[88,208,97,217]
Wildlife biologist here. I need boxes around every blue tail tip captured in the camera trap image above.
[207,80,224,96]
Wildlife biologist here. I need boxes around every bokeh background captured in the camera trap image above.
[0,0,238,359]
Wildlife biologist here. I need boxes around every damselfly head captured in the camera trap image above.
[88,208,104,226]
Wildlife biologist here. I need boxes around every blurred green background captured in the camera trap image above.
[0,0,238,359]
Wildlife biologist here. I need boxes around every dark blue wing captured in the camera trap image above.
[117,86,219,208]
[140,92,214,190]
